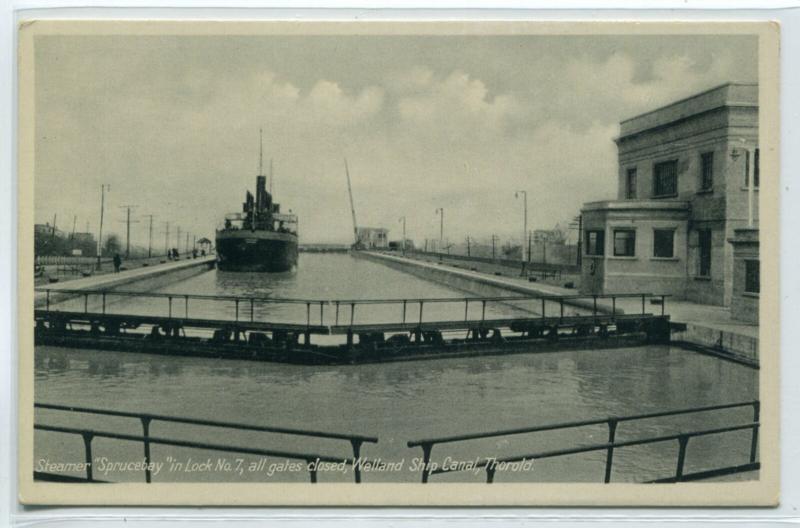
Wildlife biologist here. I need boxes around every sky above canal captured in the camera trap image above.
[34,31,758,247]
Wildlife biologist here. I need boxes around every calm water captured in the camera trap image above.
[35,253,759,483]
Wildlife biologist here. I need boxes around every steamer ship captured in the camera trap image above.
[215,134,298,272]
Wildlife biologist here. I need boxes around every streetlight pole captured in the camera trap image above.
[435,208,444,259]
[398,216,406,255]
[515,190,528,266]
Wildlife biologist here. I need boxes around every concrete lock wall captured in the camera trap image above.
[35,257,215,308]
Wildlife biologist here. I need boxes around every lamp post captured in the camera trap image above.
[515,190,528,265]
[435,208,444,255]
[398,216,406,254]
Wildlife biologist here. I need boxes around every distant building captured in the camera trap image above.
[580,83,759,308]
[356,227,389,249]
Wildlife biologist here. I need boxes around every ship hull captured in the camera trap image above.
[215,230,298,272]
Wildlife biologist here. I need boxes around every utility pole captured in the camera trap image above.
[185,232,190,253]
[118,205,139,258]
[398,216,406,255]
[176,226,181,252]
[71,215,77,241]
[51,214,57,241]
[491,234,499,260]
[97,184,110,269]
[515,191,528,264]
[435,208,444,259]
[466,236,471,257]
[142,214,155,258]
[163,221,170,256]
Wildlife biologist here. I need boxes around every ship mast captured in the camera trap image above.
[258,128,264,176]
[344,158,359,246]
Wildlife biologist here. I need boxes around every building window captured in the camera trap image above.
[626,168,637,199]
[653,229,675,258]
[700,152,714,191]
[698,229,712,277]
[745,260,760,294]
[613,229,636,257]
[585,230,605,256]
[745,148,760,188]
[653,160,678,197]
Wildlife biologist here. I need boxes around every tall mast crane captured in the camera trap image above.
[344,158,359,247]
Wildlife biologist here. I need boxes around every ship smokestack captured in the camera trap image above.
[256,176,267,212]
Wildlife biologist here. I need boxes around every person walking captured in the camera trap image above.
[113,253,122,273]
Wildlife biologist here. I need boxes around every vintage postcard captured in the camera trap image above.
[17,19,779,506]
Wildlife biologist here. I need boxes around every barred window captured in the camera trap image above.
[745,260,760,294]
[653,160,678,197]
[700,152,714,191]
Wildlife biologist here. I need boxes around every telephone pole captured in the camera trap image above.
[398,216,406,254]
[142,214,155,258]
[118,205,139,258]
[176,226,181,252]
[491,234,499,261]
[163,221,170,255]
[466,236,471,257]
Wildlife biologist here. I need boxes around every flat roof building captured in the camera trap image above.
[580,83,759,310]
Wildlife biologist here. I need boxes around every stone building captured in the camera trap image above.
[356,227,389,249]
[580,83,759,307]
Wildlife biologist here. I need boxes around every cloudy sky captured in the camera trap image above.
[34,33,758,247]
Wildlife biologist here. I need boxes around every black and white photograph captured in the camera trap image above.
[16,20,779,506]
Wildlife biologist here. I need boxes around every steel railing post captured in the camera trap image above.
[84,293,89,314]
[419,301,424,325]
[46,290,50,312]
[320,301,324,325]
[464,299,469,322]
[604,419,618,483]
[641,294,646,315]
[141,416,153,483]
[751,402,760,463]
[335,301,340,326]
[402,300,407,324]
[82,432,94,482]
[481,300,486,323]
[351,303,356,327]
[486,464,496,484]
[235,299,240,322]
[250,298,255,322]
[102,292,106,314]
[559,298,564,322]
[168,296,172,319]
[185,295,189,318]
[675,435,690,481]
[541,298,545,319]
[350,439,364,483]
[661,295,666,316]
[420,443,433,483]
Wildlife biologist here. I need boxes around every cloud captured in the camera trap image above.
[34,38,753,247]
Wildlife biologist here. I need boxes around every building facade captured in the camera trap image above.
[356,227,389,249]
[580,83,759,307]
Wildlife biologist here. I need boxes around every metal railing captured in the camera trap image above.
[37,287,669,330]
[407,400,759,483]
[34,402,378,483]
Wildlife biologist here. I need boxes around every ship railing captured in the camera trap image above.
[407,400,759,483]
[34,402,378,483]
[36,287,669,331]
